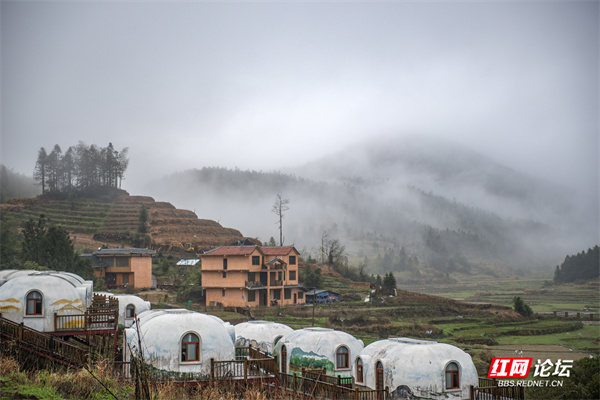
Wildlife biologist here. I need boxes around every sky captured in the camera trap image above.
[1,0,598,202]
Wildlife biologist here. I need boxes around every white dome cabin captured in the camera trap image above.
[355,337,478,400]
[95,292,151,328]
[0,270,93,332]
[124,309,235,377]
[274,327,364,377]
[234,320,293,354]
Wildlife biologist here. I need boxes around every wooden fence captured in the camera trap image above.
[278,372,388,400]
[54,294,119,332]
[471,377,525,400]
[0,316,86,367]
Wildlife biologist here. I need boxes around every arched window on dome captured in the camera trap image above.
[125,304,135,319]
[26,291,43,316]
[356,357,364,383]
[445,362,460,389]
[181,333,200,362]
[335,345,349,369]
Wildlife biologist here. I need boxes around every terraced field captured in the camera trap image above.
[0,192,244,253]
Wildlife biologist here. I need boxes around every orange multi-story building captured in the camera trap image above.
[86,248,155,289]
[200,246,306,307]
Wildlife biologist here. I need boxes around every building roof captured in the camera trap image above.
[202,246,259,256]
[91,248,156,256]
[176,259,200,266]
[261,246,297,256]
[306,289,340,296]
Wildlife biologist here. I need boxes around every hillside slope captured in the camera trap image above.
[0,189,243,253]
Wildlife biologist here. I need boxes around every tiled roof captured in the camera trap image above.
[92,248,156,256]
[202,246,259,256]
[261,246,296,256]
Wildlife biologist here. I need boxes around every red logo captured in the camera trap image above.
[487,358,532,378]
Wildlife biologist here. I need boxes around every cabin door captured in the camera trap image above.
[106,273,116,288]
[376,361,384,390]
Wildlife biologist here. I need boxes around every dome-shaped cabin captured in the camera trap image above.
[355,337,478,400]
[0,270,93,332]
[124,309,235,376]
[274,327,363,376]
[95,292,151,328]
[235,320,293,354]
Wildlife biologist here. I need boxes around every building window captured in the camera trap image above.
[122,273,130,285]
[26,291,43,315]
[252,256,260,265]
[336,346,349,369]
[284,288,291,299]
[289,255,296,265]
[248,272,256,282]
[222,258,228,270]
[181,333,200,362]
[289,270,296,281]
[223,271,227,278]
[298,292,304,299]
[356,358,363,383]
[222,289,226,297]
[248,291,256,302]
[116,257,129,267]
[125,304,135,319]
[445,362,460,389]
[273,289,281,300]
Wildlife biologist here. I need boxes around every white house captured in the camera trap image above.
[234,320,293,354]
[0,270,93,332]
[124,309,235,376]
[274,327,364,376]
[355,337,478,400]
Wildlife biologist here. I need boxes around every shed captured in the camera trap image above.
[274,327,363,376]
[355,337,478,400]
[305,289,340,303]
[124,309,235,376]
[234,320,293,354]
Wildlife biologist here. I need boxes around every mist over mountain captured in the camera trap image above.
[142,136,597,275]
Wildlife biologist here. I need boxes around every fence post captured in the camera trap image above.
[244,358,248,381]
[354,387,359,400]
[210,358,215,379]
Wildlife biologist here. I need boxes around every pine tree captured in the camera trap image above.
[33,147,48,194]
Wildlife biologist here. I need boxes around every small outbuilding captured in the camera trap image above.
[274,327,363,376]
[234,320,293,354]
[355,337,478,400]
[124,309,235,376]
[0,270,93,332]
[305,289,339,303]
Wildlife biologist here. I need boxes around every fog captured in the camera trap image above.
[1,1,598,266]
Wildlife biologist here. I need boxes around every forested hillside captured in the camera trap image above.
[554,246,600,283]
[142,137,594,277]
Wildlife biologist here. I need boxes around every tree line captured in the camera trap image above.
[34,142,129,194]
[554,245,599,283]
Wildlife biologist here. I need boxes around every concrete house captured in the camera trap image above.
[274,327,364,376]
[124,309,235,376]
[234,320,293,354]
[200,246,305,308]
[0,270,93,332]
[83,248,155,289]
[355,337,478,400]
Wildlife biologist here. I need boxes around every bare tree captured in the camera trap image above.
[320,231,346,266]
[272,194,290,246]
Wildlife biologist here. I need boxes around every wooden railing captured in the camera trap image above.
[471,378,525,400]
[278,372,388,400]
[0,316,86,367]
[54,293,119,332]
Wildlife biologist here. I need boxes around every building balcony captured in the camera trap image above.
[270,280,283,287]
[245,280,267,288]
